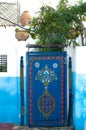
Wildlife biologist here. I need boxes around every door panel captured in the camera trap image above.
[26,52,67,127]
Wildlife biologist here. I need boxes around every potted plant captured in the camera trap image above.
[15,10,31,41]
[28,0,86,51]
[15,0,86,46]
[29,4,69,51]
[15,28,29,41]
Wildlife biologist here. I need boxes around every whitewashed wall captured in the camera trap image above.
[0,27,28,124]
[71,46,86,130]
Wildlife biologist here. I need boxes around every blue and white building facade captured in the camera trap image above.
[0,27,27,124]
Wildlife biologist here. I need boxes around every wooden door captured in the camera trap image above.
[26,51,67,127]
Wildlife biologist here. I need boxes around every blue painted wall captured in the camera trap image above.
[72,47,86,130]
[72,72,86,130]
[0,27,28,125]
[0,77,20,124]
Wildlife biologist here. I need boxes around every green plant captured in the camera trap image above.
[59,1,86,46]
[28,0,86,50]
[29,5,68,51]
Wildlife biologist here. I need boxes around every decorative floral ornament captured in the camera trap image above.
[35,62,40,68]
[53,63,58,68]
[38,90,56,118]
[35,65,57,87]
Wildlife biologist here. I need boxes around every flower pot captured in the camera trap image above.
[0,123,14,130]
[20,11,31,26]
[66,28,79,39]
[15,30,29,41]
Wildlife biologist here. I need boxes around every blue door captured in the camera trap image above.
[26,51,67,127]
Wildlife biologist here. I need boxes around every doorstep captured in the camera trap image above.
[12,126,74,130]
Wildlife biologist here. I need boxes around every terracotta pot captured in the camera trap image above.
[15,30,29,41]
[66,28,79,39]
[0,123,14,130]
[20,11,31,26]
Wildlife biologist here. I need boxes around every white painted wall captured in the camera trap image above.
[0,0,85,77]
[0,27,27,77]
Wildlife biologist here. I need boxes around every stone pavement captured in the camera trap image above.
[12,126,73,130]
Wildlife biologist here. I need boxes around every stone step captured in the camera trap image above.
[12,126,74,130]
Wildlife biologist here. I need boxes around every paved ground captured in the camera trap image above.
[0,124,74,130]
[12,126,73,130]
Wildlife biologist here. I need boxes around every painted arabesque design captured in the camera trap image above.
[35,64,58,118]
[35,65,57,87]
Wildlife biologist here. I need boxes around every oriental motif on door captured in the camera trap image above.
[27,52,67,127]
